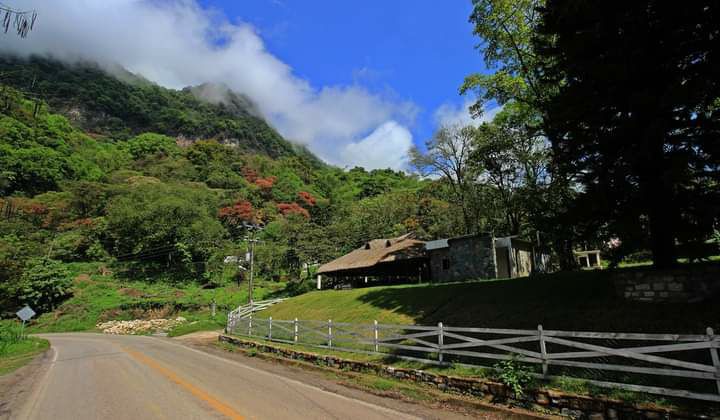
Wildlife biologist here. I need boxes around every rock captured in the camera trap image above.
[96,317,187,335]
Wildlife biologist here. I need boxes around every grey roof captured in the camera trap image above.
[425,239,449,250]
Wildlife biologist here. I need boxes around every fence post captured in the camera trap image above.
[328,319,333,347]
[373,320,379,352]
[438,322,444,363]
[538,324,548,378]
[248,313,253,336]
[294,318,299,343]
[707,327,720,395]
[268,317,273,341]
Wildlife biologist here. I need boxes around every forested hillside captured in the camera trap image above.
[0,55,317,160]
[0,57,466,316]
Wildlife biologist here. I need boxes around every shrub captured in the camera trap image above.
[16,258,73,313]
[494,358,534,398]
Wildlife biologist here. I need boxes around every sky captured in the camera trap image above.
[1,0,493,171]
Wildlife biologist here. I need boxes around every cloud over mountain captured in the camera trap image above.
[1,0,417,170]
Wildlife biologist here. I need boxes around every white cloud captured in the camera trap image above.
[434,99,502,128]
[339,121,413,171]
[1,0,416,170]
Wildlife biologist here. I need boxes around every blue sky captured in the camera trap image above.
[9,0,491,170]
[201,0,488,161]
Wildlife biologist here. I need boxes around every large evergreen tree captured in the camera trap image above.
[537,0,720,267]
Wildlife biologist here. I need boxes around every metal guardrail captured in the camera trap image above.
[226,314,720,403]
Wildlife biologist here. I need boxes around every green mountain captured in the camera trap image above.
[0,54,314,161]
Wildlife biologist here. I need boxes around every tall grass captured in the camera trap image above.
[0,322,25,356]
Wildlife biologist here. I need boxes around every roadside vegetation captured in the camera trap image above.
[0,321,49,375]
[23,262,283,334]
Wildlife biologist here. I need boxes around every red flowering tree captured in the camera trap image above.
[219,200,256,238]
[297,191,316,207]
[254,176,276,190]
[277,202,310,219]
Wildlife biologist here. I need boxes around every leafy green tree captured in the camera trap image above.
[105,184,225,277]
[124,133,179,160]
[461,0,546,116]
[410,125,482,234]
[16,258,73,313]
[471,105,549,235]
[536,0,720,267]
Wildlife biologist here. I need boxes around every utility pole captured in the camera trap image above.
[242,222,263,314]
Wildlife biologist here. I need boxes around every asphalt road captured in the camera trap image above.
[2,333,517,420]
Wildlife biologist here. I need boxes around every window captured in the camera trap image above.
[442,258,450,270]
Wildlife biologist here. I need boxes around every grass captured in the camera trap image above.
[264,268,720,333]
[0,320,50,376]
[26,262,286,334]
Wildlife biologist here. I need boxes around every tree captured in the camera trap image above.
[471,105,549,235]
[536,0,720,267]
[124,133,179,160]
[462,0,546,116]
[105,184,225,277]
[410,125,482,234]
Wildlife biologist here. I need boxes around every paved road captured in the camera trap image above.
[3,333,509,420]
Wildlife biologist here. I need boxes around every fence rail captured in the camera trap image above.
[226,312,720,402]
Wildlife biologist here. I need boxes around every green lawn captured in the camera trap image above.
[264,269,720,333]
[0,337,49,376]
[27,262,286,334]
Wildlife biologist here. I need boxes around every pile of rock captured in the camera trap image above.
[97,317,187,335]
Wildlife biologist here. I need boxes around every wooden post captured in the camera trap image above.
[438,322,444,363]
[373,320,379,352]
[538,324,548,378]
[268,317,273,340]
[294,318,299,343]
[328,319,333,347]
[248,313,253,336]
[708,327,720,395]
[317,274,322,290]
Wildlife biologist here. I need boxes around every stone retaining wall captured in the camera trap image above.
[613,264,720,303]
[218,335,711,419]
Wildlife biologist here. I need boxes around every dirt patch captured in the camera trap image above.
[74,274,90,282]
[119,288,144,297]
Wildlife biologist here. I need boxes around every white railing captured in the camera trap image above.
[226,315,720,403]
[226,298,286,329]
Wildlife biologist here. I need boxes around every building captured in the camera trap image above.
[425,234,496,282]
[316,234,428,289]
[574,250,602,269]
[316,233,552,289]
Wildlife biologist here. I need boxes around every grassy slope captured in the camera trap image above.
[265,269,720,333]
[0,337,49,376]
[29,262,285,333]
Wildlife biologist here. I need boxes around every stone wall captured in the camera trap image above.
[428,234,496,282]
[614,263,720,303]
[219,335,711,419]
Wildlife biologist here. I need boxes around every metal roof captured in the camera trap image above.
[425,239,449,250]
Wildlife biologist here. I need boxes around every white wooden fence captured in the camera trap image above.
[226,314,720,403]
[226,298,287,321]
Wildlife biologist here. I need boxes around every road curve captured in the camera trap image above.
[8,333,475,420]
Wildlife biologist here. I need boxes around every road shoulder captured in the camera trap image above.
[0,346,54,420]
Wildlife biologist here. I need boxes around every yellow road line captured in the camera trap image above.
[124,348,245,420]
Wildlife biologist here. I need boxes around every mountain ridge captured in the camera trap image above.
[0,54,321,165]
